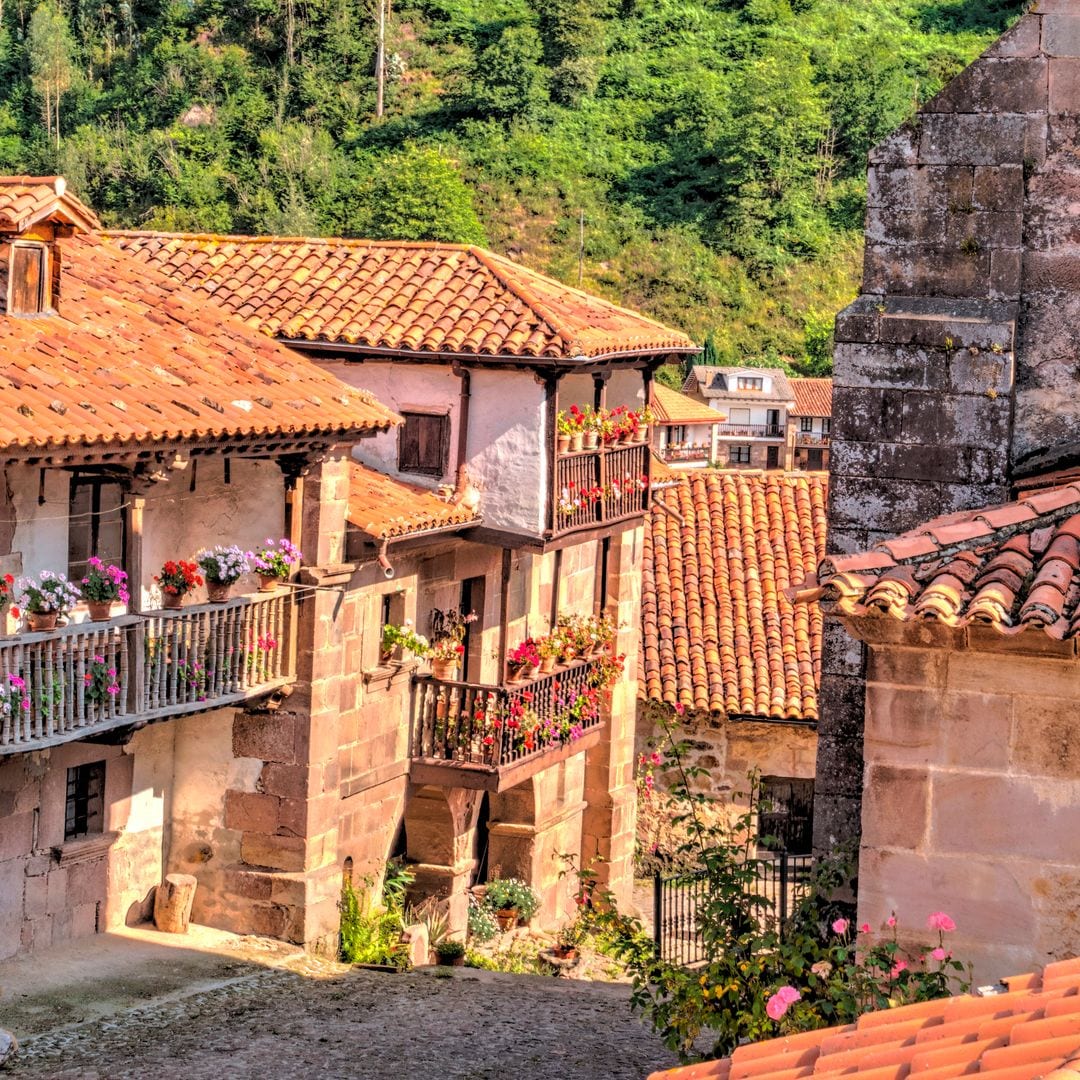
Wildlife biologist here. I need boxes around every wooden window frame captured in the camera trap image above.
[7,241,50,316]
[728,444,751,464]
[398,410,451,478]
[821,417,831,435]
[65,760,106,841]
[68,472,128,582]
[800,416,814,433]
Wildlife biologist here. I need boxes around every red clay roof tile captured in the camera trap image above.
[347,461,479,540]
[0,176,100,232]
[789,378,833,419]
[106,233,697,361]
[0,231,398,453]
[648,966,1080,1080]
[641,471,827,721]
[653,383,725,424]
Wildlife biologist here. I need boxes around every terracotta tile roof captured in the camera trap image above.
[106,232,698,361]
[347,461,479,540]
[684,366,795,405]
[642,471,828,719]
[0,176,100,232]
[0,232,398,453]
[800,483,1080,639]
[789,378,833,418]
[653,384,725,424]
[647,959,1080,1080]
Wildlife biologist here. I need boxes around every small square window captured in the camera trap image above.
[8,244,49,315]
[729,445,751,464]
[800,416,813,432]
[65,761,106,841]
[736,377,763,391]
[398,412,450,477]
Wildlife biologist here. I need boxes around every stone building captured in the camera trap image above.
[805,0,1080,980]
[639,470,827,853]
[112,231,699,937]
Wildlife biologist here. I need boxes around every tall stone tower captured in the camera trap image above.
[818,1,1080,852]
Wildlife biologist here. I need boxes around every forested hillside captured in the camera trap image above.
[0,0,1023,373]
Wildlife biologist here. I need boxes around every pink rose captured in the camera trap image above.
[859,923,871,934]
[927,912,956,932]
[886,915,897,928]
[891,960,908,978]
[765,986,801,1021]
[832,918,849,935]
[931,947,947,961]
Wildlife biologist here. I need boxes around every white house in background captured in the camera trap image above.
[650,384,726,469]
[788,378,833,472]
[682,365,794,470]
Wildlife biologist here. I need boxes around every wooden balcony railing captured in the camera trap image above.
[0,591,296,755]
[794,432,831,448]
[553,442,650,537]
[715,423,785,438]
[661,445,712,463]
[411,659,606,791]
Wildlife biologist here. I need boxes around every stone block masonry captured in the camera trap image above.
[817,4,1080,856]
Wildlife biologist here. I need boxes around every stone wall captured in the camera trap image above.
[854,618,1080,982]
[817,5,1080,854]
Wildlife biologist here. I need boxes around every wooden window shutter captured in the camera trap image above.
[399,412,449,477]
[9,245,47,315]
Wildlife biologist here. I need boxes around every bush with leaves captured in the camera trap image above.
[583,714,970,1062]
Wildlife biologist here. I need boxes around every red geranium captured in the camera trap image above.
[155,559,204,597]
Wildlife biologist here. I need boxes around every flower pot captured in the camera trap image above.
[495,906,518,931]
[618,430,632,445]
[539,655,556,674]
[569,432,584,453]
[582,431,599,450]
[27,611,58,632]
[380,649,395,666]
[257,574,282,593]
[552,944,578,961]
[431,658,458,680]
[207,580,232,603]
[506,665,525,684]
[86,601,113,622]
[436,954,465,967]
[635,425,648,443]
[560,647,577,664]
[524,662,540,679]
[162,593,183,611]
[557,433,571,454]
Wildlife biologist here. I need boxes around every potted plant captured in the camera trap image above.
[79,557,130,621]
[155,560,203,610]
[537,634,561,674]
[196,545,250,602]
[0,573,13,630]
[381,622,430,665]
[552,922,582,961]
[249,538,302,592]
[15,572,83,631]
[507,638,540,682]
[430,637,465,680]
[635,404,654,442]
[485,878,540,931]
[580,406,600,450]
[556,410,577,455]
[566,405,586,452]
[434,939,466,967]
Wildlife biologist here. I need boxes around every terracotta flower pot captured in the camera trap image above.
[207,580,231,603]
[257,574,282,593]
[582,431,599,450]
[431,657,458,680]
[569,432,584,453]
[27,611,58,632]
[86,601,113,622]
[524,662,540,679]
[635,425,649,443]
[436,953,465,967]
[539,655,556,674]
[495,906,518,931]
[162,592,183,611]
[557,433,571,454]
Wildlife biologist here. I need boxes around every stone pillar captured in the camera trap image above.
[582,526,642,911]
[220,453,353,952]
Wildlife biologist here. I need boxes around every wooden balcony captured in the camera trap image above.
[715,423,785,439]
[0,591,295,756]
[410,659,606,792]
[551,442,650,538]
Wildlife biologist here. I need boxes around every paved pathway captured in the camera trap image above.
[9,965,677,1080]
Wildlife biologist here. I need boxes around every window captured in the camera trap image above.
[65,761,106,841]
[758,776,814,855]
[666,425,686,444]
[800,416,814,432]
[8,243,49,315]
[766,445,780,469]
[736,377,763,391]
[729,445,751,465]
[398,411,450,477]
[821,417,831,435]
[68,474,126,582]
[728,408,750,426]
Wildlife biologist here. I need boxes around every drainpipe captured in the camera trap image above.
[452,363,471,495]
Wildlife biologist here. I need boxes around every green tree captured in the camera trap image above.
[360,145,486,245]
[471,25,547,119]
[799,308,834,376]
[28,0,76,148]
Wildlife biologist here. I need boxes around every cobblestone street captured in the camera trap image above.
[9,964,676,1080]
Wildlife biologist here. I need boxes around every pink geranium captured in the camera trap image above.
[927,912,956,932]
[765,985,802,1021]
[859,922,871,934]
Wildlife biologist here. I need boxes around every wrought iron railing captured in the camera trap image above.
[553,443,650,535]
[660,445,712,462]
[715,423,785,438]
[0,591,296,754]
[794,432,831,447]
[412,658,604,770]
[653,853,814,966]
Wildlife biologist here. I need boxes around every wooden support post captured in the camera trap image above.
[545,376,559,535]
[126,494,146,614]
[498,548,511,686]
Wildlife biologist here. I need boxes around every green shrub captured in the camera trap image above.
[467,899,499,942]
[339,877,406,968]
[435,938,466,960]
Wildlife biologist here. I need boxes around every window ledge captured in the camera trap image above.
[363,658,419,692]
[52,830,118,867]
